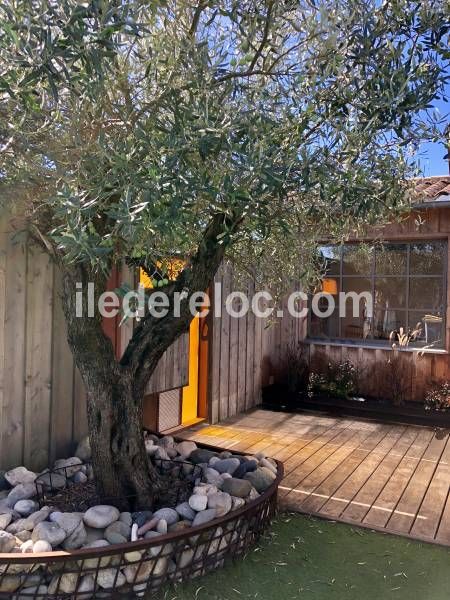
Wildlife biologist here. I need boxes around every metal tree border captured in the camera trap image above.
[0,441,283,599]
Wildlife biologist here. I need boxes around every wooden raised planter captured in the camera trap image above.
[262,383,450,427]
[0,442,283,599]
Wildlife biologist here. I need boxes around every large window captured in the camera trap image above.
[308,241,447,348]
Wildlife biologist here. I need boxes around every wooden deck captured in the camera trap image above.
[180,409,450,546]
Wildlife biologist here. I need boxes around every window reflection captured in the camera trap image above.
[308,241,447,348]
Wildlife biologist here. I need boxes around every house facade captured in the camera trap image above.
[304,176,450,403]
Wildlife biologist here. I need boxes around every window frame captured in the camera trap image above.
[307,239,448,349]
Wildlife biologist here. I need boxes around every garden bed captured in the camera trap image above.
[262,383,450,428]
[0,437,282,599]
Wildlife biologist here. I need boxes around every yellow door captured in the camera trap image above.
[181,315,200,424]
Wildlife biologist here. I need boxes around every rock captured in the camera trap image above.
[207,492,232,517]
[54,457,83,477]
[0,512,12,529]
[145,433,159,445]
[231,496,245,510]
[15,585,48,600]
[213,458,240,475]
[25,507,53,529]
[254,451,267,460]
[192,509,216,527]
[83,505,120,529]
[124,557,168,583]
[244,467,276,493]
[75,436,91,461]
[176,441,197,459]
[132,510,153,528]
[0,530,16,552]
[73,471,88,484]
[131,523,138,541]
[48,573,79,594]
[125,550,144,563]
[181,462,195,476]
[4,467,36,487]
[7,483,36,506]
[144,438,155,452]
[50,511,82,535]
[260,457,278,474]
[192,485,209,496]
[155,446,170,461]
[169,521,192,533]
[248,487,260,500]
[219,451,233,459]
[156,519,168,535]
[190,449,216,465]
[221,478,252,498]
[157,436,175,449]
[20,539,34,553]
[97,568,126,589]
[152,508,179,525]
[0,575,22,593]
[105,520,130,544]
[0,471,11,491]
[119,512,132,527]
[82,540,111,569]
[36,471,66,490]
[217,473,232,489]
[233,459,258,479]
[6,519,29,535]
[32,540,53,553]
[62,521,87,550]
[32,521,66,547]
[137,517,158,537]
[204,468,221,484]
[85,525,107,544]
[15,530,31,542]
[189,494,208,512]
[166,447,178,459]
[175,502,196,521]
[13,499,37,516]
[77,575,95,596]
[144,529,161,541]
[178,547,194,568]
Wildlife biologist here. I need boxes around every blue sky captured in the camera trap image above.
[416,88,449,177]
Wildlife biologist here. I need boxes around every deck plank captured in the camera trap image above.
[182,409,450,546]
[340,428,419,523]
[387,432,448,534]
[363,428,434,528]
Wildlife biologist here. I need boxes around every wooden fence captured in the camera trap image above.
[0,221,299,471]
[209,263,303,422]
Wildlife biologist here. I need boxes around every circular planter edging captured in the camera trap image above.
[0,441,283,599]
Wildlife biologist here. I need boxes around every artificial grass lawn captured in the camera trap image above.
[156,513,450,600]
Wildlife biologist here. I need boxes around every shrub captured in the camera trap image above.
[283,342,309,393]
[308,359,357,400]
[376,350,412,406]
[425,382,450,412]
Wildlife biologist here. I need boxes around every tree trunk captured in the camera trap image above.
[86,375,160,509]
[60,266,161,510]
[58,214,239,510]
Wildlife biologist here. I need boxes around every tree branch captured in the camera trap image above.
[189,1,208,36]
[120,212,241,394]
[248,1,275,72]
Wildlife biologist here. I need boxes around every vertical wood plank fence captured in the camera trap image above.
[0,221,299,471]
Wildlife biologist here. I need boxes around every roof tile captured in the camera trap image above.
[414,176,450,200]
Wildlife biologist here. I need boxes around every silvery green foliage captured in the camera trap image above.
[0,0,448,292]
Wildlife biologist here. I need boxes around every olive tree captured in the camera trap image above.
[0,0,448,507]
